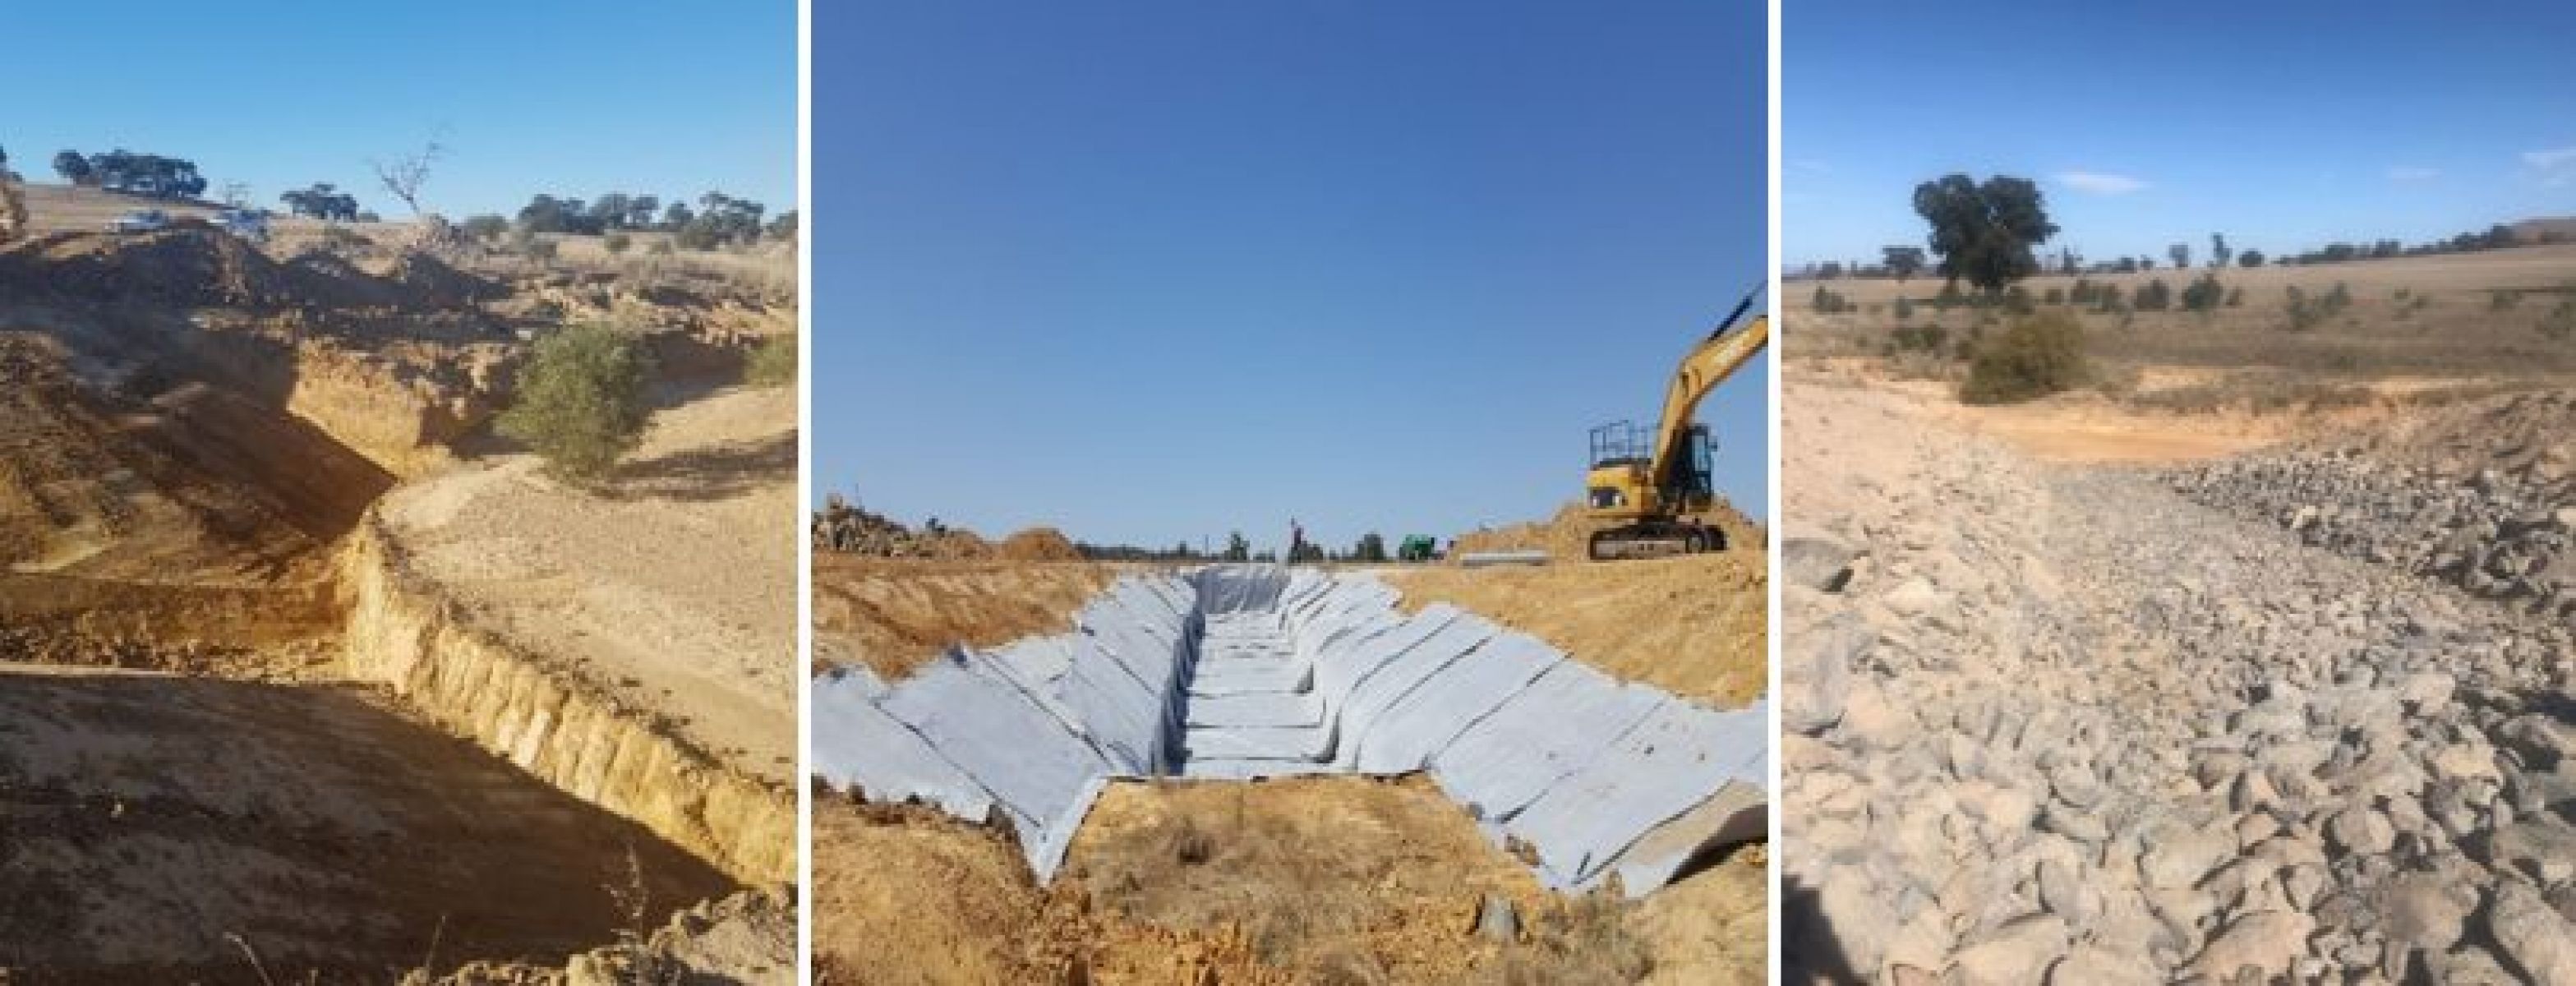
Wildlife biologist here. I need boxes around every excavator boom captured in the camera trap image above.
[1581,288,1770,560]
[1648,311,1769,492]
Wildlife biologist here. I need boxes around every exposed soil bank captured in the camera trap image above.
[339,516,795,886]
[0,665,733,981]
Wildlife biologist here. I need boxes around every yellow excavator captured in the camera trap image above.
[1583,288,1770,560]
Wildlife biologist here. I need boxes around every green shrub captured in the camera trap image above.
[648,239,676,256]
[498,324,656,481]
[1891,324,1950,354]
[2181,274,2225,312]
[1960,311,2088,405]
[745,332,798,387]
[2135,279,2173,311]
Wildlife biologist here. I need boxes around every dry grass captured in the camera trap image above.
[809,556,1116,679]
[1791,246,2576,408]
[1386,551,1769,707]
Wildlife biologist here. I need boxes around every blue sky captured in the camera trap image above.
[816,2,1768,553]
[3,2,795,218]
[1786,0,2576,267]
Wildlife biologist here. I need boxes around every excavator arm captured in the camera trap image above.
[1647,307,1769,493]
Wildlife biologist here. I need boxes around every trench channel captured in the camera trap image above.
[814,565,1769,897]
[0,320,785,979]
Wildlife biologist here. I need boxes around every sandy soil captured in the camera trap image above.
[0,664,730,981]
[378,385,797,784]
[1385,553,1768,708]
[813,776,1763,985]
[810,556,1114,678]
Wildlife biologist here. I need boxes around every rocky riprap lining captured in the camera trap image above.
[1781,388,2576,984]
[2170,451,2576,620]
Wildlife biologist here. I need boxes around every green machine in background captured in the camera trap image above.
[1397,535,1440,562]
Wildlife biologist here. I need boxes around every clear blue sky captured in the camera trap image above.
[3,2,795,218]
[1786,0,2576,267]
[816,2,1769,554]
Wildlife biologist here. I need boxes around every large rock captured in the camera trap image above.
[1783,532,1862,592]
[2486,820,2576,884]
[2140,827,2236,888]
[1786,613,1867,735]
[2327,806,2398,857]
[2380,873,2477,954]
[2187,910,2315,981]
[2490,882,2576,985]
[1947,914,2069,986]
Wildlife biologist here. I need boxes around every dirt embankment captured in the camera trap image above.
[1454,500,1767,562]
[811,556,1114,679]
[1389,500,1772,707]
[0,217,802,979]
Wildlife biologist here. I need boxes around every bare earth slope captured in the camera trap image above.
[1386,551,1769,708]
[377,385,797,784]
[810,558,1113,678]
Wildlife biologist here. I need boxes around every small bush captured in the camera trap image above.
[2042,286,2066,305]
[2003,285,2035,314]
[1811,285,1854,314]
[2134,279,2173,311]
[603,232,632,255]
[1960,311,2088,405]
[2541,301,2576,341]
[1890,324,1950,354]
[497,324,656,481]
[2225,287,2244,307]
[1892,296,1914,320]
[523,237,560,261]
[648,239,676,256]
[2181,274,2225,313]
[744,332,797,387]
[1934,282,1965,309]
[2092,284,2126,314]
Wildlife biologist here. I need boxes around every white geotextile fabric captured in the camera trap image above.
[810,565,1770,896]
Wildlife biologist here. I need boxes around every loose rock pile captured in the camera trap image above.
[2171,389,2576,620]
[810,495,990,559]
[1782,383,2576,984]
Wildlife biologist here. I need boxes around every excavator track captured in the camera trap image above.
[1588,521,1726,561]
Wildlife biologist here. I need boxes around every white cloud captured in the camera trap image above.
[2386,166,2440,182]
[2523,146,2576,170]
[2054,170,2147,195]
